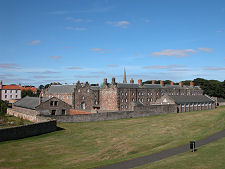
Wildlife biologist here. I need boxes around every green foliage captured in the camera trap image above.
[21,89,35,98]
[0,100,7,116]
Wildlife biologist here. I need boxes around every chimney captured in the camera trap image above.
[103,78,107,85]
[152,80,155,84]
[190,81,194,87]
[160,80,164,86]
[39,96,43,105]
[170,81,174,85]
[179,81,183,87]
[112,77,116,85]
[138,79,142,86]
[130,78,134,84]
[0,80,2,89]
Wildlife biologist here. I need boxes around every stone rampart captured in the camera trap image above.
[0,120,57,142]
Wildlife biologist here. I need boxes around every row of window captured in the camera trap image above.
[2,90,18,93]
[77,89,89,93]
[181,103,211,107]
[51,109,66,115]
[121,92,159,96]
[121,98,154,102]
[4,95,18,99]
[50,101,58,107]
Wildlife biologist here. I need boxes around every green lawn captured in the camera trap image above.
[0,106,225,169]
[0,115,33,128]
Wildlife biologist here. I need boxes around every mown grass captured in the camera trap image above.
[0,106,225,169]
[0,115,33,128]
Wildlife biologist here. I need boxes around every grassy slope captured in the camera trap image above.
[0,106,225,169]
[0,115,33,128]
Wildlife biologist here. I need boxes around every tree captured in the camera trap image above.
[21,89,35,98]
[0,100,7,116]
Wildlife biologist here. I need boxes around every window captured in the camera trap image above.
[10,90,12,93]
[5,90,7,93]
[50,101,54,106]
[5,95,7,99]
[81,102,85,110]
[132,98,135,101]
[78,89,80,92]
[121,99,123,102]
[15,90,17,93]
[125,99,127,102]
[16,95,17,98]
[141,93,143,95]
[157,93,159,95]
[125,105,127,108]
[51,110,56,115]
[141,98,143,102]
[125,92,127,96]
[10,95,12,98]
[121,105,123,109]
[151,98,153,102]
[132,93,135,96]
[147,98,149,102]
[148,93,149,95]
[121,92,124,96]
[82,96,84,100]
[150,93,153,95]
[87,89,89,92]
[138,92,141,95]
[61,109,66,115]
[54,101,58,106]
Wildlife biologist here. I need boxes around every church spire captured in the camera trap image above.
[123,67,127,83]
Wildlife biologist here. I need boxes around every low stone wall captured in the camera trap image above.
[0,120,57,142]
[134,104,177,113]
[47,105,177,122]
[7,108,49,123]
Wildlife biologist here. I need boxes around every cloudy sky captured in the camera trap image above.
[0,0,225,86]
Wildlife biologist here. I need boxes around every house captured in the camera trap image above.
[154,94,216,112]
[13,96,72,116]
[0,80,21,103]
[21,86,37,94]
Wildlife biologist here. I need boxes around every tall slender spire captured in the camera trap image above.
[123,67,127,83]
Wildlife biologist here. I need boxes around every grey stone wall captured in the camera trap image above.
[46,104,177,122]
[0,120,57,142]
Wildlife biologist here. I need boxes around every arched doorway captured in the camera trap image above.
[81,102,85,110]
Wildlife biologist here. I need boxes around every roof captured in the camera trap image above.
[90,86,100,90]
[116,83,201,90]
[168,95,215,104]
[2,85,21,90]
[21,86,37,93]
[46,85,76,94]
[14,96,48,110]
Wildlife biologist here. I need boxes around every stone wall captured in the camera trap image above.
[0,120,57,142]
[7,107,48,122]
[47,104,177,122]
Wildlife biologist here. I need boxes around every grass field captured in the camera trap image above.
[0,115,33,128]
[0,106,225,169]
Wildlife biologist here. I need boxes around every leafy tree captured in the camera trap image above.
[0,100,7,116]
[21,89,35,98]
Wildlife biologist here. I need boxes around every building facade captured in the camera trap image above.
[0,81,21,102]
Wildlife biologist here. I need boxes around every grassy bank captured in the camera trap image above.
[0,115,33,128]
[0,106,225,169]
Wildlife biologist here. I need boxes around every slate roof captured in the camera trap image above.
[116,83,201,90]
[46,85,76,94]
[168,95,215,104]
[13,96,48,110]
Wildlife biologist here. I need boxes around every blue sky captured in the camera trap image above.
[0,0,225,86]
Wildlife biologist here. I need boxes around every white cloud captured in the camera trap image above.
[144,65,185,69]
[50,56,62,59]
[65,17,83,22]
[198,48,213,52]
[89,48,105,54]
[204,66,225,71]
[151,49,196,57]
[65,27,87,31]
[0,64,20,69]
[106,21,130,28]
[29,40,40,45]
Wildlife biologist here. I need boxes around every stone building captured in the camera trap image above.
[155,94,215,112]
[40,84,76,106]
[13,96,72,116]
[73,81,100,110]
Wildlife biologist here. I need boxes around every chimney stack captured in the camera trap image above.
[170,81,174,85]
[152,80,155,84]
[103,78,107,85]
[0,80,2,89]
[138,79,142,86]
[112,77,116,85]
[160,80,164,86]
[190,81,194,87]
[130,78,134,84]
[179,81,183,87]
[39,96,43,105]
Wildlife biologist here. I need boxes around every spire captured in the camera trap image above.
[123,67,127,83]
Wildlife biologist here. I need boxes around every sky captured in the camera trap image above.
[0,0,225,86]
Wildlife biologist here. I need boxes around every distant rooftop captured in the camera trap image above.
[46,84,76,94]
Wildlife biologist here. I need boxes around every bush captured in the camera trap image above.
[0,100,7,116]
